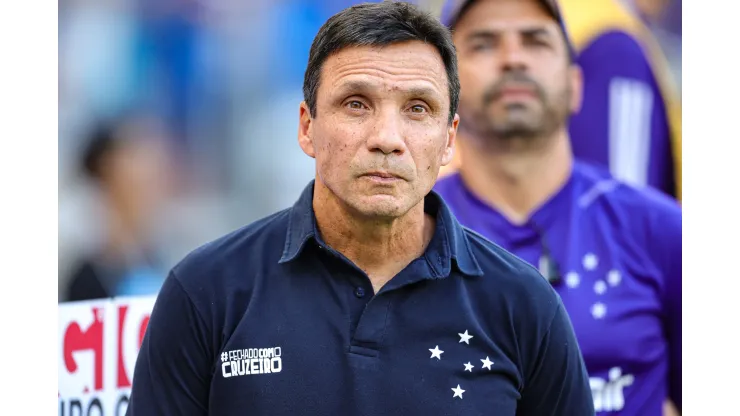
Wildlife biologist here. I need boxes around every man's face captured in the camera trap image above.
[298,41,458,219]
[453,0,581,142]
[104,123,175,222]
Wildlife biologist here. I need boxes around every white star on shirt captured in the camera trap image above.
[481,356,494,370]
[607,270,622,287]
[591,302,607,319]
[565,272,580,288]
[451,384,465,399]
[583,253,599,271]
[593,280,607,295]
[429,345,444,360]
[464,362,474,372]
[458,330,474,344]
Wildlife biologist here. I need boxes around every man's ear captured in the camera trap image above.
[441,113,460,166]
[568,64,584,114]
[298,101,316,158]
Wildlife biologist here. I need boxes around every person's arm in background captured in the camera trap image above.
[646,196,682,415]
[658,202,682,414]
[126,271,213,415]
[569,30,680,200]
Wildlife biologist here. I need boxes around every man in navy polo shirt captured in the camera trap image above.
[435,0,682,414]
[126,2,594,415]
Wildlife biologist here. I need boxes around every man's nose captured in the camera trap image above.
[366,109,406,155]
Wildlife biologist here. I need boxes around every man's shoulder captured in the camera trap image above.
[577,163,680,223]
[611,181,682,247]
[170,207,293,290]
[613,181,681,219]
[575,163,681,249]
[462,226,562,318]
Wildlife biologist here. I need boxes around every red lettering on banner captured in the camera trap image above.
[63,307,104,391]
[117,306,151,388]
[140,316,149,345]
[117,306,129,388]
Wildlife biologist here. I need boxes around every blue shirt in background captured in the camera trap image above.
[434,161,682,414]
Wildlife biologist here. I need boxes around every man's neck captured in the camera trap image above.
[312,182,435,292]
[457,130,573,225]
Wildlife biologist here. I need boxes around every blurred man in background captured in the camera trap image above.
[435,0,681,414]
[439,0,682,201]
[64,113,177,301]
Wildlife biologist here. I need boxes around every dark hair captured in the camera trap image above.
[303,1,460,124]
[80,120,121,182]
[80,108,168,182]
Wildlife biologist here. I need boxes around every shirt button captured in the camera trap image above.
[354,287,366,298]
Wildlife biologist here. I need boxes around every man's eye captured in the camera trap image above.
[526,38,550,48]
[410,105,427,114]
[471,43,493,51]
[347,101,365,110]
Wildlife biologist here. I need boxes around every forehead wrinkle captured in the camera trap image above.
[324,51,447,96]
[332,72,444,97]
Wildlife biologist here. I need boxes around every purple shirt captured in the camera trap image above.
[569,31,678,198]
[434,162,682,415]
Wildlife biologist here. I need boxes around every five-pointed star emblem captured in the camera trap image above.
[607,269,622,287]
[565,272,580,288]
[591,302,607,319]
[583,253,599,270]
[481,356,494,370]
[594,280,607,295]
[429,345,444,359]
[463,362,474,372]
[458,330,474,344]
[451,384,465,399]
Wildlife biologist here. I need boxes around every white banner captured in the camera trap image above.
[58,296,156,416]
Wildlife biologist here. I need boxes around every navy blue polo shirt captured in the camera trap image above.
[127,181,594,415]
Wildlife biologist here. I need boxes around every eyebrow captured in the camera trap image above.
[333,81,442,103]
[333,80,375,98]
[521,27,553,39]
[465,30,498,42]
[465,26,554,41]
[405,86,442,103]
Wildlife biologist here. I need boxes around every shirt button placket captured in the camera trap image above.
[354,286,366,298]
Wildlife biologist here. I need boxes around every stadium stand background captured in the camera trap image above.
[58,0,681,301]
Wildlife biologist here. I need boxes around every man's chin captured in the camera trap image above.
[350,194,411,220]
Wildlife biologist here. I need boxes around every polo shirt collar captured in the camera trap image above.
[279,180,483,278]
